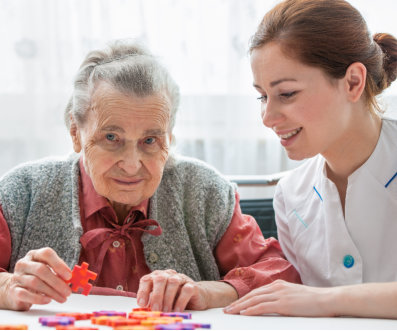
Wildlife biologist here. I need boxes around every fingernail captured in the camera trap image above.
[224,307,231,313]
[163,306,169,312]
[152,304,160,311]
[138,298,146,306]
[63,271,72,281]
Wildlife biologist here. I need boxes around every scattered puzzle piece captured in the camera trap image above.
[36,307,210,330]
[65,262,97,296]
[92,310,126,317]
[114,326,153,330]
[131,307,152,312]
[55,326,98,330]
[161,312,192,319]
[106,318,141,327]
[128,311,162,319]
[155,322,211,330]
[39,316,75,326]
[141,317,183,326]
[56,312,93,320]
[0,324,28,330]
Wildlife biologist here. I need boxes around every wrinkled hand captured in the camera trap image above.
[136,269,208,312]
[0,247,72,311]
[224,279,335,317]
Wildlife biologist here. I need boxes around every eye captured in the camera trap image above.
[144,137,156,145]
[106,133,117,141]
[280,91,297,99]
[257,95,268,104]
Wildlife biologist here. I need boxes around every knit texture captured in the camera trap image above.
[0,153,236,281]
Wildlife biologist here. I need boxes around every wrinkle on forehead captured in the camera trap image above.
[88,82,171,130]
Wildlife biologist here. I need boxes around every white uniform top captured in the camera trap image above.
[275,117,397,286]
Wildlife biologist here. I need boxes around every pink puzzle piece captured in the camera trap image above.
[66,262,97,295]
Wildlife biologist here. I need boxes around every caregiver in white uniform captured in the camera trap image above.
[225,0,397,319]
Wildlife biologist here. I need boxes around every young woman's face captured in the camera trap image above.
[250,43,352,161]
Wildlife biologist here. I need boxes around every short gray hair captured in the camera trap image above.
[64,39,180,131]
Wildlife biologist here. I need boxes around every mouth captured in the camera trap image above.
[277,127,302,140]
[112,178,143,186]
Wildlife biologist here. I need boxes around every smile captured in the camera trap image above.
[277,127,302,139]
[112,178,143,185]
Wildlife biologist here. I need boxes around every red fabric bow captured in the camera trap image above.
[80,212,162,277]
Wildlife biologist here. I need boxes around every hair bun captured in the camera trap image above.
[373,33,397,87]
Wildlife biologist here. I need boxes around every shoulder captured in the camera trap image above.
[382,116,397,128]
[0,154,79,196]
[164,153,235,191]
[381,117,397,146]
[1,154,78,181]
[277,155,323,197]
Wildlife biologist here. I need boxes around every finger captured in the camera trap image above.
[149,273,168,311]
[162,275,183,312]
[224,293,277,314]
[137,275,153,307]
[173,282,195,312]
[12,286,52,308]
[15,274,68,304]
[28,248,72,281]
[226,284,274,309]
[240,301,280,316]
[15,259,71,300]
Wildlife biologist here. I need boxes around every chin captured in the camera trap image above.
[286,150,314,161]
[106,192,141,206]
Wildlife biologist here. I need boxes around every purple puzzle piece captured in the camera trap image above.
[161,312,192,319]
[92,310,126,317]
[39,316,75,326]
[155,322,211,330]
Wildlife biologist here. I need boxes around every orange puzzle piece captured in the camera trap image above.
[0,325,28,330]
[66,262,97,296]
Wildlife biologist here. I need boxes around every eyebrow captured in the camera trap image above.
[101,126,166,136]
[143,129,167,136]
[101,125,124,133]
[253,78,297,90]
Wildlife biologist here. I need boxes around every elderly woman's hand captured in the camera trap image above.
[137,269,238,312]
[0,247,72,311]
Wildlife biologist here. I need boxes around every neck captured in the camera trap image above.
[111,202,133,223]
[323,111,382,183]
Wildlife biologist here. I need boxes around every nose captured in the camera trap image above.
[261,101,284,129]
[117,143,142,174]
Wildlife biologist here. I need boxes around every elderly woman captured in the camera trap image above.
[0,40,300,311]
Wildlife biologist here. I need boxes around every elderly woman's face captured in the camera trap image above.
[71,83,172,210]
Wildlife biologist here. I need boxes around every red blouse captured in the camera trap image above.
[0,160,300,297]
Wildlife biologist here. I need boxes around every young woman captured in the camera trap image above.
[225,0,397,319]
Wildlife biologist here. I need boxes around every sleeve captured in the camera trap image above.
[0,206,12,272]
[214,192,301,298]
[273,182,299,271]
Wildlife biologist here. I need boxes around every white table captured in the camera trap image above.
[1,293,397,330]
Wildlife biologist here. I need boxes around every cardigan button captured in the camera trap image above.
[343,255,354,268]
[148,252,159,264]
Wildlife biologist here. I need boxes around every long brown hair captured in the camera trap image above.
[250,0,397,112]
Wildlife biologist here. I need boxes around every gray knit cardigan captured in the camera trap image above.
[0,153,236,281]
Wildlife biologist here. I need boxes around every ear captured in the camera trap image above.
[344,62,367,103]
[69,117,82,153]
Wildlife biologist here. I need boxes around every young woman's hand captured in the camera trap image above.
[0,247,72,311]
[224,279,335,317]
